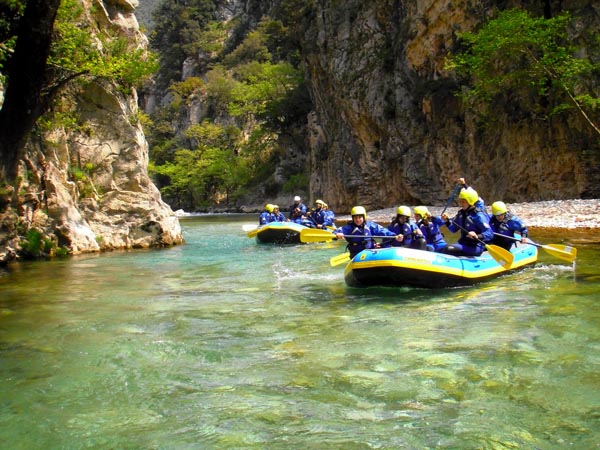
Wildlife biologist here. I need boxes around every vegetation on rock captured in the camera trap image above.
[446,9,600,136]
[146,2,312,210]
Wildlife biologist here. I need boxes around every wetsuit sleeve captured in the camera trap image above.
[474,212,494,241]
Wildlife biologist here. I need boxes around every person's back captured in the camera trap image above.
[322,203,335,227]
[259,204,273,225]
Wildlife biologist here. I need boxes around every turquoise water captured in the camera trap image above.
[1,215,599,449]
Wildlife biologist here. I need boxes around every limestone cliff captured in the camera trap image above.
[136,0,599,214]
[303,0,600,212]
[0,0,183,265]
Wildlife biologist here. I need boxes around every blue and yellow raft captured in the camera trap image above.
[344,244,538,288]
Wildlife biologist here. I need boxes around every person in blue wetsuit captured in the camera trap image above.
[259,204,273,225]
[309,199,334,229]
[271,205,286,222]
[441,188,493,256]
[386,206,426,250]
[334,206,401,258]
[414,206,447,252]
[322,203,336,227]
[288,196,307,223]
[489,201,529,250]
[458,177,489,220]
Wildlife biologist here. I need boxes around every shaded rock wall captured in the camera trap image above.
[302,0,600,213]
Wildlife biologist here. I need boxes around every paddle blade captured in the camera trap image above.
[485,244,515,270]
[542,244,577,262]
[300,228,336,243]
[246,228,260,238]
[330,253,350,266]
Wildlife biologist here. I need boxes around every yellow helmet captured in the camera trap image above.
[350,206,367,219]
[315,199,325,206]
[272,205,279,210]
[492,201,508,216]
[397,206,411,217]
[265,203,274,213]
[459,187,478,206]
[414,206,430,218]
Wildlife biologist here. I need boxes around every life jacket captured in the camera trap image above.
[345,223,375,254]
[455,207,491,249]
[418,219,445,245]
[490,213,513,236]
[388,219,417,247]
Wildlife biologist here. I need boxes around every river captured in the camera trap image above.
[1,214,599,449]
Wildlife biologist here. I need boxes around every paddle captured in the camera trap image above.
[246,227,261,238]
[300,228,399,243]
[447,220,514,269]
[330,252,350,266]
[441,183,462,216]
[300,228,337,243]
[493,233,577,263]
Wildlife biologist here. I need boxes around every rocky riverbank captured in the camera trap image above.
[343,199,600,231]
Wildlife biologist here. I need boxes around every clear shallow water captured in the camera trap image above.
[1,215,599,449]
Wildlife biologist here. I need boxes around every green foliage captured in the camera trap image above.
[446,8,599,131]
[69,163,97,198]
[283,173,308,194]
[150,0,217,89]
[50,0,158,92]
[20,228,55,259]
[224,29,271,67]
[228,61,305,124]
[169,76,205,99]
[150,121,253,208]
[147,3,314,209]
[0,0,24,80]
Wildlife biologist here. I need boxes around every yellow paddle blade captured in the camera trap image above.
[485,244,514,270]
[330,252,350,266]
[300,228,336,243]
[246,228,260,238]
[541,244,577,262]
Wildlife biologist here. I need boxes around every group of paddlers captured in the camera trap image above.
[334,180,528,258]
[259,196,336,229]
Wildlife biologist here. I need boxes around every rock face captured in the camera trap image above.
[134,0,599,217]
[0,0,182,265]
[302,0,600,212]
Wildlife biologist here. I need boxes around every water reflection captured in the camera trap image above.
[1,215,599,448]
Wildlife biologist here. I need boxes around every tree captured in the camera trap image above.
[0,0,159,181]
[0,0,61,179]
[446,9,600,136]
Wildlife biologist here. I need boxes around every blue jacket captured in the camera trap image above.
[446,207,493,253]
[490,213,528,250]
[417,216,447,251]
[335,220,397,257]
[259,211,271,225]
[288,202,307,222]
[387,218,420,248]
[310,207,334,228]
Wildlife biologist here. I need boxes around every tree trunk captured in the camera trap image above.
[0,0,61,180]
